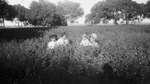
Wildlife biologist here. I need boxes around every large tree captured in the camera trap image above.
[113,0,146,24]
[0,0,7,27]
[0,0,17,27]
[85,0,146,25]
[145,0,150,18]
[28,0,67,27]
[13,4,29,26]
[86,1,114,24]
[57,0,84,24]
[28,1,44,26]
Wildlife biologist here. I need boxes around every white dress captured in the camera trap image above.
[47,41,56,49]
[90,41,99,47]
[56,38,69,46]
[80,39,91,46]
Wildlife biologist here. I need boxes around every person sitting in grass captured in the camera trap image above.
[91,33,98,39]
[79,33,91,46]
[89,34,99,47]
[47,35,58,50]
[56,32,69,47]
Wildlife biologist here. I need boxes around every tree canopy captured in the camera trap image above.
[0,0,17,27]
[85,0,147,25]
[0,0,84,27]
[57,0,84,23]
[1,0,150,27]
[27,0,67,27]
[13,4,29,22]
[12,4,29,26]
[145,0,150,18]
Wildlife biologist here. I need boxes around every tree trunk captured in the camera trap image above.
[18,22,20,27]
[125,18,129,25]
[2,18,5,28]
[114,19,118,25]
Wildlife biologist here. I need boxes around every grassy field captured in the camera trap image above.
[1,25,150,84]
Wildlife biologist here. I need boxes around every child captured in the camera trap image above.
[91,33,98,39]
[47,35,58,50]
[89,34,99,47]
[79,33,91,46]
[56,32,69,46]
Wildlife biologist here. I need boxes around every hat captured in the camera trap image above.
[81,33,87,38]
[49,35,58,39]
[91,33,97,39]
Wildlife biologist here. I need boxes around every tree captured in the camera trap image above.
[85,13,93,24]
[57,0,84,24]
[28,0,67,27]
[85,1,115,24]
[13,4,29,26]
[0,0,7,27]
[45,13,67,26]
[85,0,146,25]
[27,1,42,26]
[85,13,103,24]
[6,5,17,20]
[0,0,17,27]
[145,0,150,18]
[115,0,145,24]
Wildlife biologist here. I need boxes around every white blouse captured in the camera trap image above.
[47,41,57,49]
[56,38,69,46]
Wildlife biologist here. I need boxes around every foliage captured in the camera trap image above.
[28,0,67,27]
[1,25,150,83]
[0,0,8,19]
[84,13,100,24]
[0,0,17,27]
[57,0,84,24]
[85,0,147,25]
[5,5,18,21]
[13,4,29,26]
[145,0,150,18]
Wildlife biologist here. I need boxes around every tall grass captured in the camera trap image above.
[1,25,150,84]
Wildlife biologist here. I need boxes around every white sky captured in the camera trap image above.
[7,0,149,24]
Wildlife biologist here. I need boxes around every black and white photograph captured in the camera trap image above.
[0,0,150,84]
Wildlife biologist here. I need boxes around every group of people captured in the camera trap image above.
[47,32,99,50]
[47,32,69,50]
[79,33,99,47]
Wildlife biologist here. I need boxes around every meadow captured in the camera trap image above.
[1,25,150,84]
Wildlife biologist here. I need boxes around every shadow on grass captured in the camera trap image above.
[0,62,147,84]
[0,27,52,42]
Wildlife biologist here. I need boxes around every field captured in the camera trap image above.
[1,25,150,84]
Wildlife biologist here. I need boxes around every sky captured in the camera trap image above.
[7,0,149,24]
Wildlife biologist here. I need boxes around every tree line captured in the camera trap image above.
[85,0,150,25]
[0,0,84,27]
